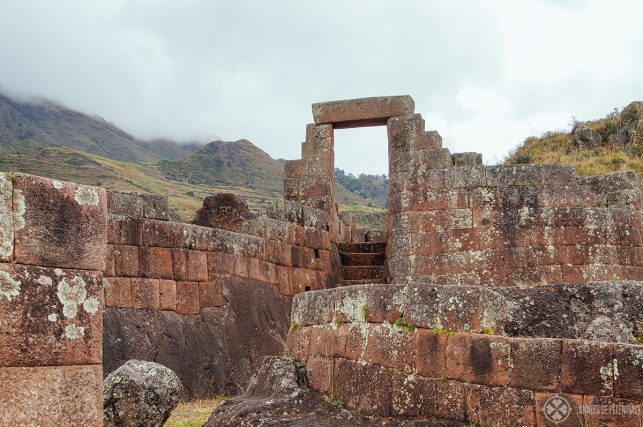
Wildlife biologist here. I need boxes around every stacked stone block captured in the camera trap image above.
[0,172,104,426]
[104,192,334,315]
[287,283,643,426]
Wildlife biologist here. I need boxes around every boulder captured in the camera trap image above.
[571,123,602,148]
[204,356,449,426]
[192,193,255,232]
[103,360,183,427]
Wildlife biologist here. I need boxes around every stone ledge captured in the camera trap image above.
[291,281,643,343]
[312,96,415,127]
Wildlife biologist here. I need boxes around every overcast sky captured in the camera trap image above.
[1,0,641,175]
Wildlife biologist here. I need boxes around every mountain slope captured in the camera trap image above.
[159,139,285,195]
[506,101,642,176]
[0,93,200,162]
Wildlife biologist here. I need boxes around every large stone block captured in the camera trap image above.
[332,358,393,416]
[0,364,102,427]
[614,344,643,400]
[312,95,414,127]
[107,190,169,220]
[362,323,416,374]
[467,384,536,427]
[390,373,467,420]
[510,337,562,391]
[560,340,615,395]
[13,174,107,271]
[446,333,513,386]
[0,172,13,262]
[0,263,102,367]
[415,329,448,378]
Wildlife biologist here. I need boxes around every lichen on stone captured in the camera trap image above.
[64,324,85,340]
[52,180,63,189]
[74,186,100,206]
[12,189,25,231]
[0,270,21,301]
[0,174,13,260]
[83,297,100,315]
[47,313,58,322]
[57,276,88,319]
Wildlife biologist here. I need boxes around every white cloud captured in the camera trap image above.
[0,0,641,175]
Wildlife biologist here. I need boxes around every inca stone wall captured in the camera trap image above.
[287,283,643,425]
[0,173,105,427]
[0,95,641,425]
[103,193,338,397]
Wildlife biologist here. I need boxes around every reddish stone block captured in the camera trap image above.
[535,392,584,427]
[259,260,278,284]
[276,265,292,296]
[291,268,317,293]
[390,374,467,420]
[107,215,142,246]
[0,263,102,367]
[138,246,173,279]
[13,174,107,271]
[285,325,311,363]
[171,249,187,281]
[199,280,224,308]
[313,96,414,127]
[113,244,139,277]
[362,323,416,374]
[158,279,176,311]
[332,358,393,416]
[305,356,334,395]
[562,264,585,283]
[308,325,347,358]
[141,219,187,248]
[446,333,512,386]
[186,250,208,282]
[176,281,200,315]
[104,277,133,308]
[614,344,643,400]
[104,244,115,276]
[362,284,404,323]
[415,329,448,378]
[233,256,249,278]
[206,251,235,274]
[247,257,261,281]
[0,365,103,427]
[560,339,615,395]
[581,395,643,427]
[510,337,562,391]
[467,384,536,427]
[131,278,160,309]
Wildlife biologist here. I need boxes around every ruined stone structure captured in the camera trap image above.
[0,95,641,426]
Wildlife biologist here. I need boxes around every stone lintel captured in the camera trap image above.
[312,96,415,126]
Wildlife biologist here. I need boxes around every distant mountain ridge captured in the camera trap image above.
[0,92,386,227]
[0,93,202,161]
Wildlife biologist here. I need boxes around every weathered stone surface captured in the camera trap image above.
[103,360,183,427]
[205,356,438,427]
[107,191,169,220]
[0,172,13,262]
[466,384,536,427]
[0,364,103,427]
[560,340,615,395]
[0,263,102,367]
[103,277,290,397]
[312,96,414,127]
[13,174,107,270]
[192,193,255,232]
[572,123,603,148]
[452,152,482,166]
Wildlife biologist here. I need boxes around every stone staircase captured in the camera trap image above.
[337,242,386,285]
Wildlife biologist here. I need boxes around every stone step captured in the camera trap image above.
[340,279,385,286]
[337,242,386,254]
[342,266,385,280]
[340,252,385,266]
